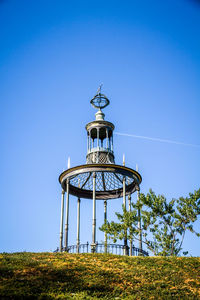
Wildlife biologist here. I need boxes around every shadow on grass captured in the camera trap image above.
[1,253,200,299]
[0,256,115,299]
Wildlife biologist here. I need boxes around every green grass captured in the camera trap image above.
[0,252,200,299]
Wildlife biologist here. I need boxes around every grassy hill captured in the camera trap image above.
[0,252,200,299]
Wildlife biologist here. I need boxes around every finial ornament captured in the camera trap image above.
[68,157,71,169]
[90,85,110,110]
[97,83,103,95]
[123,154,125,166]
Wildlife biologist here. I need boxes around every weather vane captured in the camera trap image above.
[97,83,103,95]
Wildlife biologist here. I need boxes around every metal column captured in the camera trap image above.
[136,165,142,254]
[128,194,132,256]
[91,172,96,253]
[97,128,99,148]
[64,179,69,251]
[87,134,89,153]
[89,130,91,151]
[76,197,81,253]
[123,176,128,255]
[123,177,126,209]
[104,200,107,253]
[59,189,65,252]
[106,128,109,149]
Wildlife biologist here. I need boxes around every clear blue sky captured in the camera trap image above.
[0,0,200,255]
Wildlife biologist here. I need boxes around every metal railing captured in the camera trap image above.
[55,242,148,256]
[96,243,124,255]
[131,246,149,256]
[68,243,90,254]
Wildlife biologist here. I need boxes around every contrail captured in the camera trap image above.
[115,132,200,148]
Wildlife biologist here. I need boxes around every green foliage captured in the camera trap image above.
[100,205,138,244]
[100,188,200,256]
[140,188,200,256]
[0,252,200,299]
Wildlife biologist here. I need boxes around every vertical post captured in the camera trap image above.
[59,189,65,252]
[123,176,128,255]
[111,135,113,152]
[106,128,109,149]
[128,193,131,211]
[87,133,89,153]
[104,200,107,253]
[97,128,99,149]
[76,197,81,253]
[89,130,91,151]
[64,179,69,251]
[128,194,133,256]
[136,164,142,254]
[91,172,96,253]
[123,177,126,210]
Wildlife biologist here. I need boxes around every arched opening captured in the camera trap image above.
[99,127,106,150]
[90,128,97,150]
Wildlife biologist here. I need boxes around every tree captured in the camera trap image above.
[99,189,200,256]
[100,204,138,243]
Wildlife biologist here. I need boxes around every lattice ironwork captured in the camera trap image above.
[70,171,131,192]
[86,151,114,164]
[59,164,142,200]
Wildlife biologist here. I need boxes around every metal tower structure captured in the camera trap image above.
[58,87,148,256]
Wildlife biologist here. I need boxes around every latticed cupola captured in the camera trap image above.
[86,91,115,164]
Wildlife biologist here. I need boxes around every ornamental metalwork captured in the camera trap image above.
[58,86,147,256]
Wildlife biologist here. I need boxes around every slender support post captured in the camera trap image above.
[97,128,99,149]
[91,172,96,253]
[128,194,133,256]
[104,200,107,253]
[123,176,128,255]
[64,179,69,251]
[111,135,113,152]
[136,165,142,254]
[128,194,131,211]
[76,197,81,253]
[87,134,89,153]
[137,189,142,253]
[92,138,94,149]
[106,128,109,149]
[89,131,91,151]
[59,190,65,252]
[123,176,126,209]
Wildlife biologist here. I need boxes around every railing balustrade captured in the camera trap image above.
[56,243,148,256]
